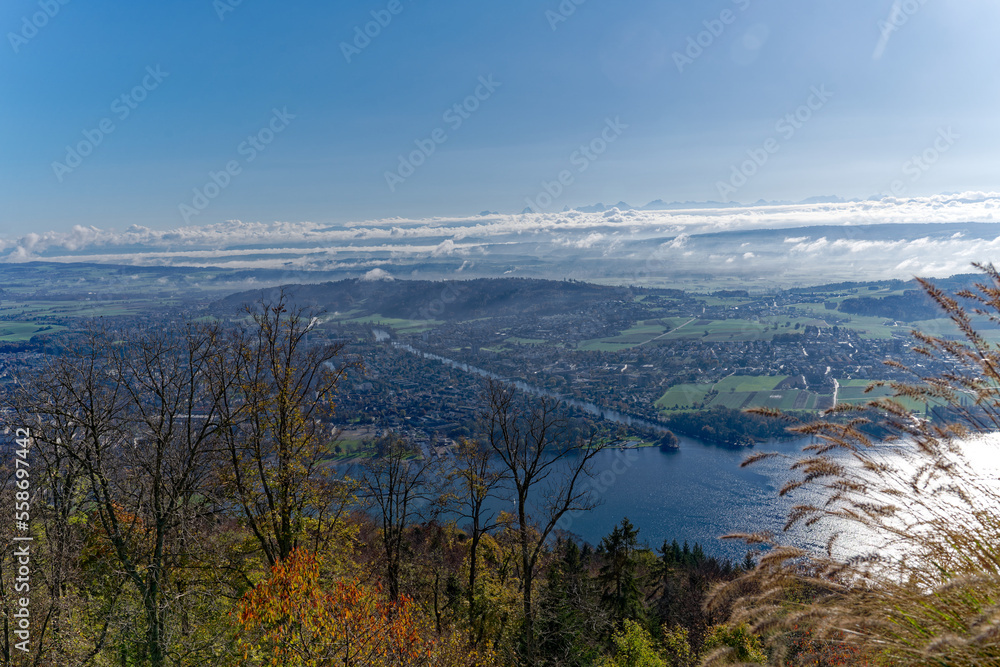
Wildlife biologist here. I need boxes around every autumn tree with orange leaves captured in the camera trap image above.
[236,548,498,667]
[236,548,425,666]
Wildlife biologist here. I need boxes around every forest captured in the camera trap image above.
[662,408,806,448]
[836,290,941,321]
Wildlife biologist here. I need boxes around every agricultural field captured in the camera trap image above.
[656,375,930,415]
[656,375,822,412]
[0,299,160,319]
[655,383,710,409]
[579,313,839,350]
[0,322,65,342]
[338,313,443,333]
[577,323,671,351]
[657,318,771,342]
[502,336,549,346]
[836,379,884,404]
[835,378,927,412]
[792,301,899,339]
[788,297,992,342]
[694,296,755,307]
[912,316,1000,343]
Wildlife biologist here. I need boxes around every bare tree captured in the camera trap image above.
[15,321,228,667]
[6,374,122,666]
[480,379,608,664]
[361,433,440,602]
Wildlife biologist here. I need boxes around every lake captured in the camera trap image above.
[385,338,819,561]
[520,435,815,563]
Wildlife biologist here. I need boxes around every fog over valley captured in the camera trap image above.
[4,191,1000,288]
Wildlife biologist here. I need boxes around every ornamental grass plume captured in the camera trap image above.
[707,263,1000,666]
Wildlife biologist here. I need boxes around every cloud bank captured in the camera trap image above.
[3,192,1000,286]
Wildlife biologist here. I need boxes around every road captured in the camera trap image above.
[638,317,696,346]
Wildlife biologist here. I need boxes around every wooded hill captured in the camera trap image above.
[218,278,637,321]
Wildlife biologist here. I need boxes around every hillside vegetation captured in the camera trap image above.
[5,268,1000,665]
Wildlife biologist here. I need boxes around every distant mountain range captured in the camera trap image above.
[560,195,854,214]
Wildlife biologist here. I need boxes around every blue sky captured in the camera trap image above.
[2,0,999,236]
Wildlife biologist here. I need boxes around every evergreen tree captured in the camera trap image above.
[536,540,606,665]
[598,518,644,628]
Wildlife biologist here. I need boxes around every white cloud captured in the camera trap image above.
[665,233,690,249]
[4,192,1000,278]
[432,239,458,256]
[573,232,605,249]
[361,268,393,281]
[790,237,830,254]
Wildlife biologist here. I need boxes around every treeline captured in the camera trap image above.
[787,278,907,294]
[664,407,803,446]
[218,277,637,321]
[838,290,940,321]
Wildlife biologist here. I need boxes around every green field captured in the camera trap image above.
[694,296,755,307]
[0,322,66,342]
[792,301,898,339]
[657,377,935,414]
[714,375,786,392]
[578,323,670,351]
[835,379,929,412]
[655,383,711,409]
[576,340,634,352]
[657,375,821,412]
[0,300,156,318]
[660,319,770,342]
[573,300,947,350]
[339,313,443,333]
[328,427,378,459]
[504,337,549,346]
[578,316,811,350]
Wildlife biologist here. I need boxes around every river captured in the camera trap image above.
[390,340,674,435]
